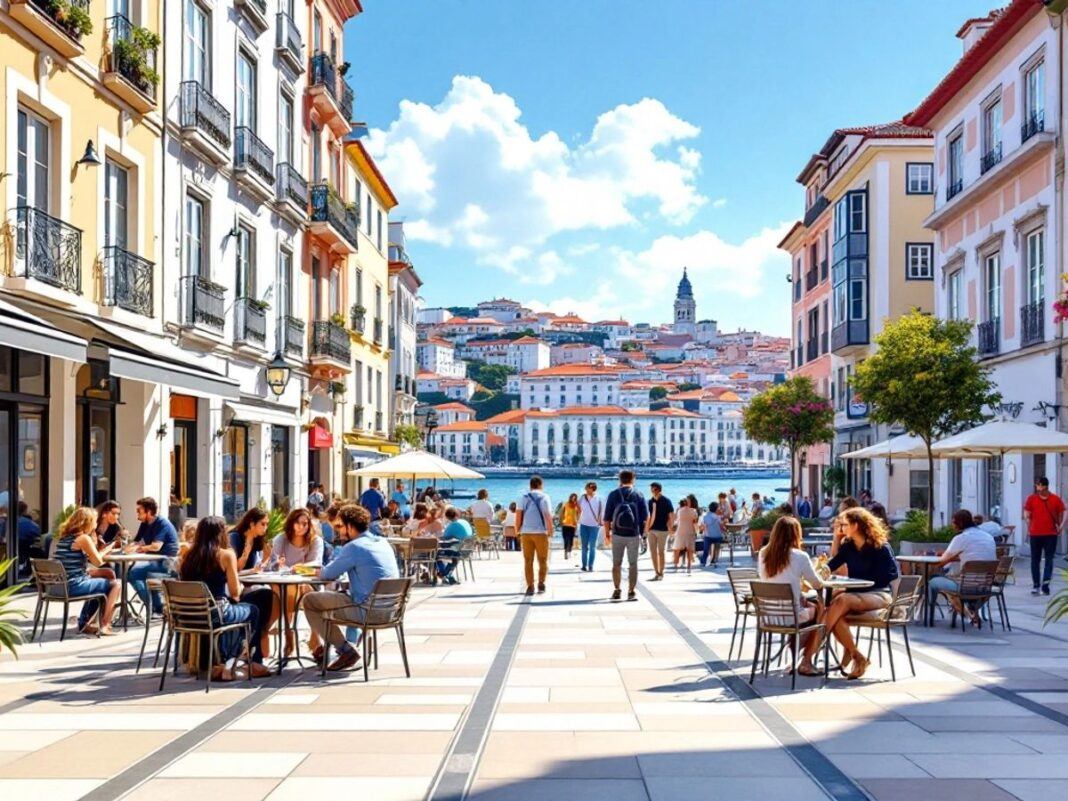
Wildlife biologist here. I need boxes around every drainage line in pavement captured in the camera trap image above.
[425,598,531,801]
[638,585,869,801]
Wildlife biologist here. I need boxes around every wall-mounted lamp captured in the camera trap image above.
[265,352,291,397]
[214,426,229,441]
[76,140,101,167]
[156,422,169,440]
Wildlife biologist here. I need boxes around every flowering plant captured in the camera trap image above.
[1053,273,1068,323]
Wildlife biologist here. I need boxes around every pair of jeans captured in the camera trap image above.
[579,524,600,569]
[436,547,461,579]
[1031,534,1059,588]
[611,535,640,592]
[699,536,723,566]
[521,534,549,589]
[128,560,177,614]
[208,599,258,664]
[67,576,112,630]
[927,574,959,606]
[238,586,273,662]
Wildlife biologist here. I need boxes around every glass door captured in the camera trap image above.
[222,424,248,522]
[171,419,197,516]
[77,403,115,508]
[0,407,10,584]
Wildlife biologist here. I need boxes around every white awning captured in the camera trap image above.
[226,400,299,428]
[0,296,87,363]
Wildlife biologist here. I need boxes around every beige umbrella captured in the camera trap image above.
[840,433,928,460]
[931,420,1068,458]
[346,449,485,480]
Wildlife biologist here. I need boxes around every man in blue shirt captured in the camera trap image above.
[360,478,387,521]
[437,507,473,584]
[128,496,180,615]
[305,503,401,671]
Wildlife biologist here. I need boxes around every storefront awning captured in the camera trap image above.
[226,400,299,428]
[0,296,87,362]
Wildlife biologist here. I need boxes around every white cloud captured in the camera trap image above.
[712,197,728,209]
[367,76,706,273]
[527,280,622,322]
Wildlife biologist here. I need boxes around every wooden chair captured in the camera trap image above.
[406,537,439,584]
[472,518,499,559]
[748,581,828,691]
[29,558,106,642]
[158,580,254,693]
[844,575,922,682]
[989,555,1014,631]
[937,560,999,632]
[726,567,757,660]
[320,577,414,681]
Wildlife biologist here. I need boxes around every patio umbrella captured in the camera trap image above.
[840,433,928,460]
[346,449,485,480]
[931,420,1068,458]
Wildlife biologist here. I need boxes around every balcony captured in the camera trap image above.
[278,315,305,358]
[977,317,1000,356]
[235,0,269,34]
[180,275,226,336]
[1021,301,1044,347]
[309,320,352,374]
[275,163,308,220]
[805,269,818,291]
[234,297,267,349]
[308,53,354,136]
[275,12,303,74]
[980,142,1003,175]
[102,15,158,113]
[13,206,82,295]
[1022,110,1045,144]
[946,179,963,202]
[803,194,829,227]
[806,339,818,362]
[308,183,359,253]
[179,81,231,164]
[831,320,869,355]
[234,126,275,201]
[102,245,153,316]
[9,0,89,58]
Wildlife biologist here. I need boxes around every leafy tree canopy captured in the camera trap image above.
[743,376,834,451]
[465,361,516,392]
[677,382,701,392]
[649,386,669,401]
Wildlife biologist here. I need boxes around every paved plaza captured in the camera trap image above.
[1,550,1067,801]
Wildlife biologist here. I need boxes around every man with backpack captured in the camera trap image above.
[515,475,553,596]
[604,470,647,601]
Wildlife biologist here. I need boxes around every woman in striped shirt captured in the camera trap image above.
[53,507,121,635]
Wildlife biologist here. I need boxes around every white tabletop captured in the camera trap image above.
[896,555,944,563]
[821,576,875,589]
[105,552,170,563]
[240,572,330,586]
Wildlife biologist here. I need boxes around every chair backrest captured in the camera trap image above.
[457,536,477,556]
[363,577,413,626]
[958,560,999,596]
[884,574,922,622]
[31,558,69,599]
[161,579,215,632]
[993,554,1014,588]
[749,580,800,629]
[995,543,1015,560]
[727,567,757,610]
[472,518,492,538]
[408,537,438,558]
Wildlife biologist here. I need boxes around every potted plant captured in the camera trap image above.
[249,298,270,312]
[329,311,347,328]
[350,303,366,331]
[168,496,191,529]
[111,24,161,92]
[0,559,27,660]
[46,0,93,39]
[747,508,782,554]
[891,509,956,556]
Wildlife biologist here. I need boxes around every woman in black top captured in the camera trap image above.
[823,507,900,680]
[226,507,275,661]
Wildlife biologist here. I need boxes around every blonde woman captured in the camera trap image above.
[816,506,899,679]
[53,507,121,635]
[759,516,824,677]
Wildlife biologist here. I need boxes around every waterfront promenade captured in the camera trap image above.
[1,552,1066,801]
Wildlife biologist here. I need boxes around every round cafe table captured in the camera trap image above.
[896,555,944,627]
[818,576,875,673]
[104,552,170,631]
[240,572,334,675]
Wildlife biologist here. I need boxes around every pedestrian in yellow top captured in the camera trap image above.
[560,493,580,561]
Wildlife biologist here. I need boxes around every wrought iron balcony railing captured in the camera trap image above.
[980,142,1003,174]
[279,315,304,357]
[102,245,153,316]
[179,81,231,151]
[977,317,1000,356]
[803,194,829,227]
[309,182,360,249]
[309,53,353,121]
[105,14,158,101]
[310,320,351,363]
[946,178,963,201]
[235,126,275,187]
[14,206,82,293]
[806,339,818,361]
[805,269,818,291]
[276,163,307,210]
[276,12,302,70]
[181,274,225,332]
[1021,301,1044,347]
[28,0,90,42]
[234,297,267,347]
[1022,110,1045,143]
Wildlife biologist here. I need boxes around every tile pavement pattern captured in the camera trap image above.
[0,549,1067,800]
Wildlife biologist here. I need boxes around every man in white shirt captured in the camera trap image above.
[578,481,605,572]
[928,509,997,622]
[515,476,552,596]
[468,489,495,525]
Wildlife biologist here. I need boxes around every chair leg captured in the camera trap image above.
[738,612,748,658]
[320,623,331,679]
[728,612,741,661]
[153,617,168,668]
[748,630,762,684]
[137,609,152,674]
[30,596,43,643]
[902,625,916,677]
[762,634,772,677]
[373,629,379,670]
[398,623,411,678]
[790,633,798,691]
[885,625,896,682]
[159,631,174,691]
[97,597,104,637]
[60,601,70,642]
[245,624,254,684]
[1000,595,1012,632]
[822,626,831,685]
[866,629,875,660]
[206,635,215,694]
[362,629,370,683]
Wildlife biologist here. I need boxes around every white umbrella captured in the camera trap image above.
[931,420,1068,458]
[346,449,485,480]
[840,433,928,460]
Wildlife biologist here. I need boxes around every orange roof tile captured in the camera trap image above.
[484,409,528,424]
[435,421,488,433]
[523,364,625,378]
[432,402,474,412]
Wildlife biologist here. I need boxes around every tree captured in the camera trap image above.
[620,341,640,352]
[677,382,701,392]
[649,386,668,401]
[743,376,834,508]
[465,361,516,392]
[393,424,422,448]
[850,310,1000,533]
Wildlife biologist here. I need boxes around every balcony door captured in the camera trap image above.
[278,92,294,166]
[104,160,129,250]
[183,0,210,87]
[277,249,292,322]
[1026,230,1045,304]
[984,252,1000,322]
[236,224,254,300]
[236,53,256,132]
[16,108,50,213]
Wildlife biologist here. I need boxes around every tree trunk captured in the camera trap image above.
[926,439,935,536]
[789,442,797,511]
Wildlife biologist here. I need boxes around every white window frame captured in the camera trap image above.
[1026,228,1045,304]
[906,243,934,280]
[947,269,962,320]
[17,106,51,213]
[906,163,933,194]
[984,251,1001,322]
[184,192,207,279]
[183,0,210,87]
[981,92,1002,155]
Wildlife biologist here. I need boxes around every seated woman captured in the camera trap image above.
[420,505,446,537]
[815,506,899,679]
[503,502,518,551]
[54,507,121,635]
[179,516,269,680]
[402,502,429,537]
[228,508,275,658]
[269,508,324,655]
[758,516,824,677]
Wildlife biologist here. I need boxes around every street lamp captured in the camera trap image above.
[265,352,291,397]
[419,408,439,451]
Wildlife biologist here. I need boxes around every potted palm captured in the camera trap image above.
[0,559,27,660]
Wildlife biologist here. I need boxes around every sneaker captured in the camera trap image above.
[1032,586,1042,595]
[537,582,546,593]
[611,589,622,601]
[1043,584,1051,596]
[627,590,638,602]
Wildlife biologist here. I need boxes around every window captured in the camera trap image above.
[909,469,930,511]
[377,210,383,251]
[366,190,373,234]
[183,0,210,86]
[104,160,129,250]
[1026,229,1045,303]
[16,108,50,212]
[277,248,292,321]
[1024,59,1044,124]
[311,255,321,319]
[984,252,1000,321]
[236,52,256,130]
[329,146,340,189]
[849,193,866,233]
[236,224,254,298]
[312,9,322,53]
[906,163,933,194]
[221,424,248,523]
[906,243,933,280]
[947,132,963,196]
[982,96,1002,157]
[328,267,340,314]
[278,91,293,164]
[947,269,962,320]
[849,280,866,321]
[271,427,291,510]
[184,193,206,277]
[355,267,363,306]
[311,126,322,183]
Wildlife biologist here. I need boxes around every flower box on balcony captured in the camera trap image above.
[10,0,91,59]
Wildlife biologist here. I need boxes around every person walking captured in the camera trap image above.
[578,481,604,572]
[515,476,552,595]
[359,478,388,522]
[645,482,674,581]
[699,500,725,567]
[392,480,412,520]
[560,494,580,561]
[797,495,813,519]
[673,495,699,574]
[1024,476,1065,595]
[604,470,646,601]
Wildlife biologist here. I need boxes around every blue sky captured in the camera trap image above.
[347,0,992,335]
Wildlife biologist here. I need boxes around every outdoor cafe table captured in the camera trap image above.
[817,576,875,673]
[897,554,943,627]
[240,572,334,675]
[104,552,170,631]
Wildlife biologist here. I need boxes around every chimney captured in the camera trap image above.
[957,10,1001,54]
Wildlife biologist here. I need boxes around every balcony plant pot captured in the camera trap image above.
[168,503,187,529]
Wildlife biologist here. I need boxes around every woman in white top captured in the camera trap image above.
[502,502,519,551]
[758,516,825,677]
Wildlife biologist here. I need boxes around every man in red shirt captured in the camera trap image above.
[1023,476,1065,595]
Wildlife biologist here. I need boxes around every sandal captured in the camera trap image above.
[846,655,870,680]
[797,665,822,677]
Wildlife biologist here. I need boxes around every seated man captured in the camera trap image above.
[127,496,180,616]
[304,503,400,672]
[928,509,996,625]
[437,507,473,585]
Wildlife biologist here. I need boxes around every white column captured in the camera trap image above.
[48,358,78,516]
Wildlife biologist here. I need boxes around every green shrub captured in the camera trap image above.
[749,508,821,531]
[0,559,28,659]
[891,509,955,548]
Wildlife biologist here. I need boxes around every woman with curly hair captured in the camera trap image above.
[814,506,899,679]
[53,507,121,635]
